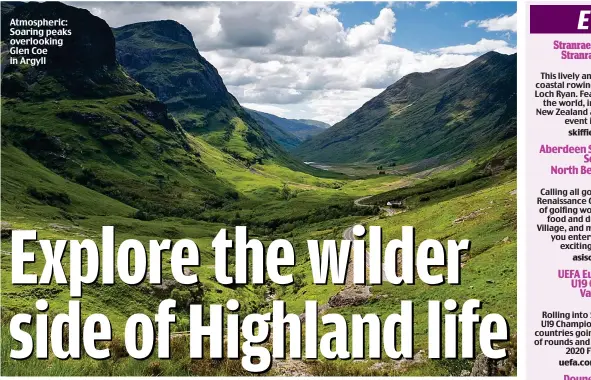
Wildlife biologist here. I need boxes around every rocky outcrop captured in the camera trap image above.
[113,20,234,112]
[469,350,517,376]
[2,2,116,70]
[1,221,12,239]
[328,285,371,307]
[1,2,147,99]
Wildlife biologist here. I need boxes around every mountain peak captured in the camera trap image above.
[114,20,196,49]
[113,20,233,110]
[1,1,144,100]
[1,1,116,70]
[472,50,516,66]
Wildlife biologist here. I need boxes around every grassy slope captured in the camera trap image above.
[246,109,326,141]
[1,93,240,217]
[246,109,302,151]
[0,119,385,320]
[1,144,269,322]
[1,144,516,376]
[2,137,517,376]
[0,138,374,375]
[304,159,516,375]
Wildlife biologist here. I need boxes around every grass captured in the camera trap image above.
[299,173,516,375]
[1,94,239,218]
[1,99,517,375]
[1,135,516,376]
[1,27,516,374]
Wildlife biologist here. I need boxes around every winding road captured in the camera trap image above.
[354,195,397,216]
[344,194,405,283]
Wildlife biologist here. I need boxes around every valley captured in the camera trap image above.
[1,1,516,377]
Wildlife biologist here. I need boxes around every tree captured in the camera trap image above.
[280,183,296,200]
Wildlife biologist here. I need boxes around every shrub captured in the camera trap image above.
[27,186,71,207]
[146,361,163,376]
[170,288,192,309]
[170,334,191,358]
[109,337,128,360]
[280,183,297,200]
[133,209,152,221]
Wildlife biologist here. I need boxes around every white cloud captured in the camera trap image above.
[464,12,517,33]
[346,8,396,49]
[242,103,294,118]
[425,1,440,10]
[72,2,512,124]
[204,44,476,124]
[433,38,516,55]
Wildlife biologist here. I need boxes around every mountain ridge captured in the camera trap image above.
[297,119,331,129]
[113,20,235,114]
[294,51,516,169]
[246,108,327,142]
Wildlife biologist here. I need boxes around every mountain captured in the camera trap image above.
[246,109,328,141]
[297,119,331,129]
[112,21,294,166]
[0,1,23,15]
[246,110,301,151]
[113,20,233,117]
[294,52,516,168]
[1,2,237,217]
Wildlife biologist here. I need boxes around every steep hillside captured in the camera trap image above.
[294,52,516,168]
[297,119,331,129]
[113,21,289,166]
[113,21,234,117]
[1,2,237,217]
[247,109,328,141]
[247,109,302,150]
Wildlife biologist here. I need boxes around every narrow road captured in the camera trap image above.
[343,225,371,272]
[354,196,396,216]
[342,226,359,285]
[342,225,381,284]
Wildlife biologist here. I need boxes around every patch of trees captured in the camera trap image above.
[27,186,71,208]
[280,183,297,200]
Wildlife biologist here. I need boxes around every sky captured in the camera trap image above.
[73,1,517,124]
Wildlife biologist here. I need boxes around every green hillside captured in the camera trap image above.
[294,52,516,168]
[1,2,516,377]
[297,119,331,130]
[247,108,327,141]
[1,3,244,219]
[243,108,302,151]
[113,21,279,166]
[112,20,340,179]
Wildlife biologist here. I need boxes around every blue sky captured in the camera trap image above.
[333,1,517,52]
